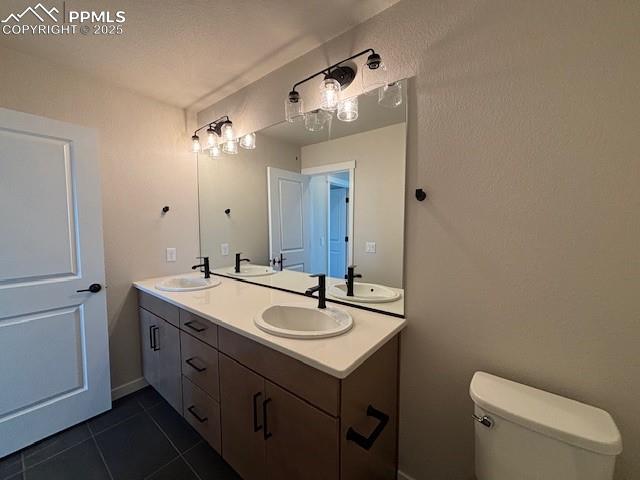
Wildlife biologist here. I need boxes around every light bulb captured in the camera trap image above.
[222,139,238,155]
[304,110,332,132]
[337,96,358,122]
[239,132,256,150]
[221,122,234,142]
[191,135,201,153]
[285,91,304,123]
[206,126,217,147]
[320,78,341,111]
[209,143,222,157]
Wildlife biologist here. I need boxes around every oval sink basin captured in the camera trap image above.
[156,276,221,292]
[328,282,401,303]
[225,265,277,277]
[254,304,353,339]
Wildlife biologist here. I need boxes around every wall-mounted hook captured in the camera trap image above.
[162,206,170,214]
[224,208,231,215]
[415,189,427,202]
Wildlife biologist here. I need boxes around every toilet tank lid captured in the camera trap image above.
[469,372,622,455]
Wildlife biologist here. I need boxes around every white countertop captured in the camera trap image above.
[134,273,406,379]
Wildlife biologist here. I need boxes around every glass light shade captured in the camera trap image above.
[221,122,235,142]
[378,81,403,108]
[208,143,222,157]
[337,96,358,122]
[320,78,341,111]
[222,139,238,155]
[191,135,201,153]
[239,132,256,149]
[206,131,218,147]
[285,97,304,123]
[304,110,332,132]
[362,61,388,95]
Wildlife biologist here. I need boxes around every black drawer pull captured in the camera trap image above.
[346,405,389,451]
[148,325,155,350]
[253,392,263,432]
[185,357,207,373]
[151,326,160,351]
[262,398,272,440]
[187,405,208,423]
[184,320,206,333]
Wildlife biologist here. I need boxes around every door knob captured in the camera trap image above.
[76,283,102,293]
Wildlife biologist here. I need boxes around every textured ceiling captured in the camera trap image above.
[0,0,401,108]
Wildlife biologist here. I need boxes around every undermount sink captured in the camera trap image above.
[254,304,353,339]
[224,265,277,277]
[156,275,221,292]
[328,282,401,303]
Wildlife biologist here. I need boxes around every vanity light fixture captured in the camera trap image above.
[191,115,256,156]
[285,48,382,123]
[337,96,358,122]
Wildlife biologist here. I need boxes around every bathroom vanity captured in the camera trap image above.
[134,275,405,480]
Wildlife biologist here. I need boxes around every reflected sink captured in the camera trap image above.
[156,275,221,292]
[224,265,277,277]
[328,282,401,303]
[254,304,353,339]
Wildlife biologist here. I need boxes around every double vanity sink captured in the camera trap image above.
[134,273,405,480]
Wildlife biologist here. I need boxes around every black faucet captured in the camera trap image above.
[305,273,326,309]
[192,256,212,278]
[344,265,362,297]
[235,252,251,273]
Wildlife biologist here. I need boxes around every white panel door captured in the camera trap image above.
[0,108,111,457]
[328,185,348,278]
[267,167,310,272]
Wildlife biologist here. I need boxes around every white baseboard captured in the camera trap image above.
[111,377,148,401]
[398,470,417,480]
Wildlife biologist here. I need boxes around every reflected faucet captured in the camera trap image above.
[192,256,212,279]
[235,252,251,273]
[305,273,327,309]
[345,265,362,297]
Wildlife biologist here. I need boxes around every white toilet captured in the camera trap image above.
[470,372,622,480]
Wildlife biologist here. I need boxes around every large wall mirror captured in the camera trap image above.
[198,78,409,316]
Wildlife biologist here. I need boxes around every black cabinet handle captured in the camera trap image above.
[148,325,155,350]
[252,392,263,432]
[76,283,102,293]
[184,320,206,333]
[346,405,389,451]
[187,406,208,423]
[262,398,272,440]
[152,326,160,351]
[185,357,207,373]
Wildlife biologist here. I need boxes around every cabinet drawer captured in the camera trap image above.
[181,332,219,400]
[139,291,179,327]
[182,376,221,453]
[180,310,218,348]
[219,328,339,416]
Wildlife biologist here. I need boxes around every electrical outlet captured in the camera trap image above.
[365,241,376,254]
[166,247,177,262]
[220,243,230,256]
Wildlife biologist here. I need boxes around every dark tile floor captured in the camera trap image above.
[0,387,240,480]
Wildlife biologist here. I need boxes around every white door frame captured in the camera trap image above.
[301,161,355,267]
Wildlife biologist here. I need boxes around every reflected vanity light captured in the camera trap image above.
[191,115,254,156]
[304,109,332,132]
[378,81,403,108]
[239,132,256,150]
[337,96,358,122]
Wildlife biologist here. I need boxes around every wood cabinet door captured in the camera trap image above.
[264,380,339,480]
[139,308,160,391]
[156,320,182,412]
[219,354,265,480]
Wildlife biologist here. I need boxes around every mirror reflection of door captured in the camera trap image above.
[328,173,350,278]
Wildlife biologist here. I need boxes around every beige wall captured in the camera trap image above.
[197,1,640,478]
[0,45,199,394]
[199,133,300,267]
[301,123,406,288]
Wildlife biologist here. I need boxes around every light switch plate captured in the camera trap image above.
[365,241,376,253]
[220,243,230,256]
[166,247,177,262]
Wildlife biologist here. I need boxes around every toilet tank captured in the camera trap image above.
[470,372,622,480]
